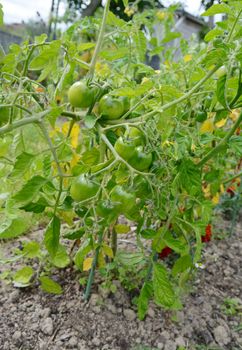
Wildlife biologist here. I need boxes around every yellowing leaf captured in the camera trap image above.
[115,224,130,234]
[215,118,227,128]
[70,153,81,169]
[102,244,113,258]
[183,54,192,62]
[96,62,111,78]
[220,184,225,193]
[156,11,166,20]
[229,109,240,122]
[200,119,214,134]
[98,252,106,268]
[62,122,80,149]
[83,257,93,271]
[212,192,220,205]
[202,184,211,198]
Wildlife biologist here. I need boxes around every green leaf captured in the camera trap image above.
[138,281,153,320]
[44,216,60,258]
[133,30,147,61]
[34,33,47,45]
[29,40,61,70]
[202,4,232,16]
[39,276,63,294]
[140,229,157,239]
[107,11,126,27]
[216,75,228,109]
[20,197,48,213]
[74,238,92,269]
[13,266,34,287]
[162,32,181,44]
[10,152,34,178]
[229,136,242,155]
[0,218,29,239]
[77,42,95,51]
[204,28,223,42]
[84,115,97,129]
[174,159,201,195]
[163,231,187,254]
[22,241,41,259]
[50,244,70,268]
[63,228,85,240]
[153,263,175,308]
[81,148,100,166]
[116,251,144,266]
[100,47,129,61]
[13,175,47,205]
[172,255,193,276]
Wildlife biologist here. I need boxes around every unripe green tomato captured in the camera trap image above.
[215,66,226,78]
[129,147,153,172]
[96,200,120,218]
[68,81,94,108]
[196,110,207,122]
[99,95,124,120]
[110,185,136,213]
[114,137,136,161]
[119,96,130,114]
[70,175,99,202]
[124,127,145,146]
[0,106,9,126]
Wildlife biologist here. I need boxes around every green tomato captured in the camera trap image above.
[215,66,226,78]
[0,106,9,127]
[119,96,130,114]
[68,81,94,108]
[96,200,120,219]
[110,185,136,213]
[124,127,145,146]
[196,111,207,122]
[114,137,136,161]
[129,147,153,172]
[70,175,99,202]
[99,95,124,120]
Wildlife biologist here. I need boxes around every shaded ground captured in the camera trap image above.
[0,219,242,350]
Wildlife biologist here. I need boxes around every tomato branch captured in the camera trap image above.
[198,112,242,167]
[0,110,50,136]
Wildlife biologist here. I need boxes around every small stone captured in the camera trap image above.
[92,337,101,347]
[68,336,78,348]
[107,304,117,314]
[175,336,186,347]
[147,307,155,318]
[213,325,231,346]
[41,317,54,336]
[93,306,101,314]
[123,308,136,321]
[89,293,102,306]
[164,340,176,350]
[13,330,22,341]
[39,307,51,318]
[9,290,20,303]
[157,343,164,350]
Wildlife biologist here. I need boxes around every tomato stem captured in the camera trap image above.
[88,0,111,78]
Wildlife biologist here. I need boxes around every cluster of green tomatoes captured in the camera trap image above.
[67,80,153,215]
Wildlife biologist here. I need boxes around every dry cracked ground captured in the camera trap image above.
[0,219,242,350]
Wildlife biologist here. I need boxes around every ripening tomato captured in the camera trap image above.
[99,95,124,120]
[70,175,99,202]
[129,147,153,172]
[110,185,136,213]
[68,81,95,108]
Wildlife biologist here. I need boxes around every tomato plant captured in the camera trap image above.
[0,0,241,320]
